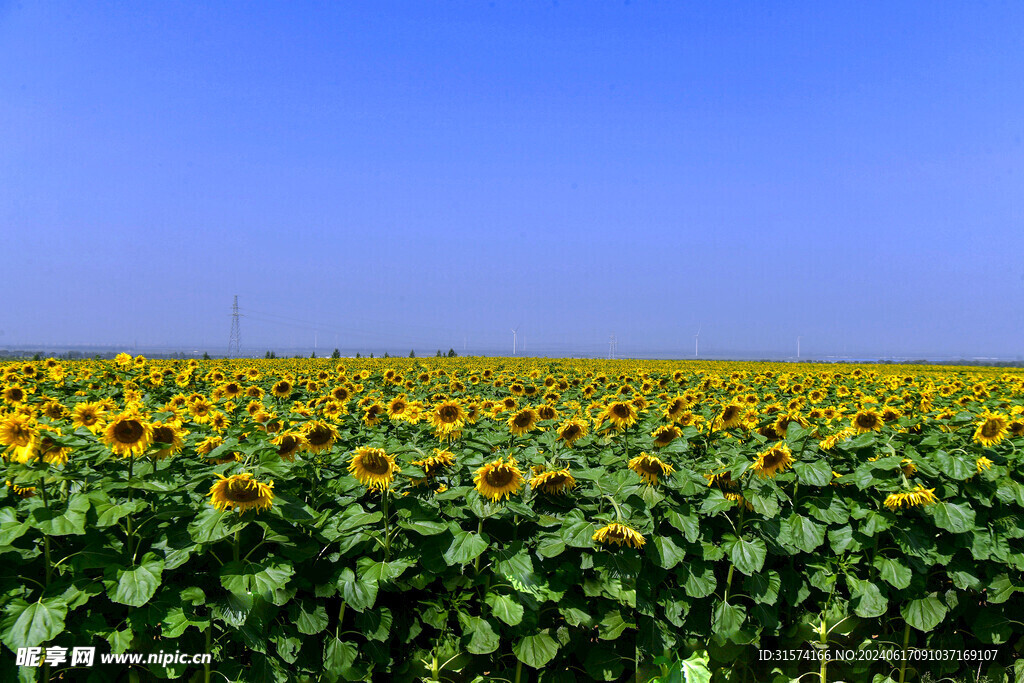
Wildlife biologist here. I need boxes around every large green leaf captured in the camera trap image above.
[220,560,294,597]
[109,553,164,607]
[849,578,888,618]
[930,501,975,534]
[711,601,746,638]
[722,535,766,575]
[0,598,67,650]
[188,507,247,544]
[874,557,912,590]
[901,595,947,632]
[443,530,489,565]
[462,615,500,655]
[337,568,378,612]
[513,632,559,668]
[598,610,635,640]
[793,460,833,486]
[652,535,686,569]
[486,592,524,626]
[781,514,826,553]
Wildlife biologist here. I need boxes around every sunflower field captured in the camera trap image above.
[2,354,1024,682]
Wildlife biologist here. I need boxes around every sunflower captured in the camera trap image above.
[6,480,35,498]
[751,443,794,479]
[101,409,154,458]
[411,448,456,478]
[976,455,994,473]
[71,402,106,433]
[348,447,400,490]
[271,380,293,399]
[473,457,524,502]
[2,385,27,404]
[209,411,231,432]
[196,435,225,456]
[208,472,274,513]
[851,409,883,434]
[556,419,588,447]
[362,402,386,427]
[724,492,754,511]
[592,522,645,549]
[714,402,745,430]
[429,400,467,440]
[387,396,410,421]
[651,424,682,448]
[601,401,639,431]
[705,469,739,490]
[0,413,38,462]
[883,485,938,511]
[628,453,675,486]
[150,422,187,461]
[529,468,576,495]
[303,420,339,454]
[272,431,305,461]
[188,398,215,424]
[507,408,540,437]
[974,411,1009,447]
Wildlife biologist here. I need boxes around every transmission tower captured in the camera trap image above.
[228,295,241,357]
[609,333,617,360]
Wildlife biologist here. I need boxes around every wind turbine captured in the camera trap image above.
[694,325,701,358]
[511,326,519,356]
[797,336,802,360]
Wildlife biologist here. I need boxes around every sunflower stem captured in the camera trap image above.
[513,659,523,683]
[818,615,829,683]
[474,518,484,575]
[382,490,391,561]
[233,527,241,564]
[603,495,623,522]
[126,452,135,564]
[897,622,911,683]
[204,619,212,683]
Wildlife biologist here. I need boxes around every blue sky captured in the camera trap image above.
[1,1,1022,358]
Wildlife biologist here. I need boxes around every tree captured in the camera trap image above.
[447,348,457,358]
[311,350,316,358]
[202,352,211,360]
[436,350,443,357]
[356,352,361,359]
[370,352,374,359]
[331,348,341,359]
[409,349,416,358]
[265,351,272,359]
[383,352,390,359]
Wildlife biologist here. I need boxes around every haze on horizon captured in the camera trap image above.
[1,2,1022,360]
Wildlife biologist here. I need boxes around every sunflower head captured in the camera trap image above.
[208,472,275,514]
[556,419,588,447]
[592,522,645,549]
[751,443,794,479]
[883,485,938,511]
[507,408,540,437]
[651,424,682,448]
[101,409,154,458]
[303,420,339,453]
[974,412,1009,447]
[851,409,883,434]
[348,447,400,490]
[473,457,524,502]
[628,453,675,486]
[529,468,576,495]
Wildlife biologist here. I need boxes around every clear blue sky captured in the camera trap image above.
[2,1,1022,358]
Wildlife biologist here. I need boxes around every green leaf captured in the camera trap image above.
[988,574,1022,604]
[514,632,559,668]
[712,601,746,637]
[679,651,713,683]
[354,607,392,642]
[874,557,912,590]
[679,561,717,598]
[337,568,378,612]
[930,501,975,534]
[109,553,164,607]
[443,531,489,565]
[220,560,294,598]
[486,592,524,626]
[665,508,700,543]
[781,514,826,553]
[180,587,206,605]
[598,610,635,640]
[93,499,145,528]
[700,489,735,515]
[933,451,973,480]
[793,460,833,486]
[744,571,780,605]
[462,615,500,655]
[561,514,598,548]
[652,535,686,570]
[0,508,28,545]
[0,598,67,650]
[849,578,888,618]
[294,602,329,635]
[901,595,947,632]
[722,535,767,575]
[188,507,246,544]
[323,637,357,672]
